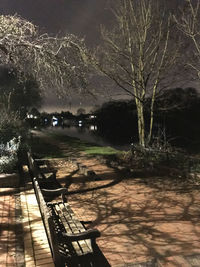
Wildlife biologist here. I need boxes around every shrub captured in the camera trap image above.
[0,110,24,143]
[0,155,18,173]
[0,137,21,173]
[128,142,200,179]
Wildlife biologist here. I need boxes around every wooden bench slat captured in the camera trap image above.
[53,202,87,256]
[60,203,93,252]
[60,203,93,253]
[55,203,91,256]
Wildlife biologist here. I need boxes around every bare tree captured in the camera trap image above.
[92,0,178,147]
[0,15,88,97]
[174,0,200,79]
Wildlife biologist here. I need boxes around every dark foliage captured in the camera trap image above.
[95,88,200,152]
[95,100,138,145]
[0,66,42,117]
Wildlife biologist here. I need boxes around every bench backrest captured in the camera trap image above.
[32,177,65,266]
[27,151,35,177]
[27,152,46,180]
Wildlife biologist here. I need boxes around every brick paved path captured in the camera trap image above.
[20,185,54,267]
[0,188,24,266]
[52,158,200,267]
[67,176,200,266]
[1,164,200,266]
[0,184,54,267]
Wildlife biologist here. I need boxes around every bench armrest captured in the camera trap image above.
[41,187,68,196]
[62,228,100,242]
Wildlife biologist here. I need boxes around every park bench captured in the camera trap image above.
[27,152,106,266]
[27,151,58,181]
[27,151,64,200]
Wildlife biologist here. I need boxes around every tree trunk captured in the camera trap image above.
[147,86,156,145]
[136,101,145,147]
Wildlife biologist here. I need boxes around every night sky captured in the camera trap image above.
[0,0,111,44]
[0,0,112,113]
[0,0,187,113]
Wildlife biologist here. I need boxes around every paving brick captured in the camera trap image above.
[34,248,51,256]
[34,244,51,251]
[6,254,16,265]
[36,257,54,265]
[24,248,34,256]
[35,252,52,260]
[0,251,7,262]
[25,254,35,262]
[158,256,191,267]
[24,241,34,249]
[25,260,36,267]
[33,237,48,243]
[36,263,55,267]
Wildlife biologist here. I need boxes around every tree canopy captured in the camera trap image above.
[0,66,42,115]
[174,0,200,80]
[0,15,88,96]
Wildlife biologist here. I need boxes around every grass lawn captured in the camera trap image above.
[29,130,120,159]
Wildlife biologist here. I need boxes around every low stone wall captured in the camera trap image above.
[0,173,20,187]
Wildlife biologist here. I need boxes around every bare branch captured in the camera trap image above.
[0,15,89,96]
[92,0,178,146]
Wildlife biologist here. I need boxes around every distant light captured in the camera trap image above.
[52,120,58,127]
[90,115,96,119]
[52,116,58,121]
[78,120,83,127]
[90,125,97,131]
[27,114,33,118]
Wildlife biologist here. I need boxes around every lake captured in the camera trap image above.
[45,125,130,151]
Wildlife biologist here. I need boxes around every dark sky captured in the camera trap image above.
[0,0,110,45]
[0,0,188,113]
